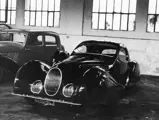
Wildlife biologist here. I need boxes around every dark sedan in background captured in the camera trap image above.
[0,29,65,83]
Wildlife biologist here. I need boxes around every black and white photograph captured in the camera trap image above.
[0,0,159,120]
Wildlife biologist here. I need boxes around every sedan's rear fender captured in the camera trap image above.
[13,60,51,93]
[0,55,19,74]
[128,61,140,83]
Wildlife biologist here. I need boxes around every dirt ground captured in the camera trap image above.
[0,76,159,120]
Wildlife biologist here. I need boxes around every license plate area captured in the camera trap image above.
[35,99,55,106]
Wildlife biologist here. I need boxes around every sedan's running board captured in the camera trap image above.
[12,93,81,106]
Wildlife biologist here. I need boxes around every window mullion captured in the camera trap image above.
[53,0,55,27]
[127,0,131,31]
[29,0,31,26]
[47,0,49,27]
[41,0,43,26]
[10,0,12,24]
[154,0,158,32]
[119,0,122,30]
[105,0,108,30]
[97,0,100,29]
[112,0,115,30]
[35,0,37,26]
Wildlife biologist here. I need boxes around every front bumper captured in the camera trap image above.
[12,93,82,106]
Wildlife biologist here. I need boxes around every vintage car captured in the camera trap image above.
[0,29,64,83]
[12,40,140,115]
[0,23,12,30]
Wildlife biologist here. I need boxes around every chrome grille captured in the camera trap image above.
[44,67,62,96]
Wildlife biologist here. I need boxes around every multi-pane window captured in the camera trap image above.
[92,0,137,31]
[147,0,159,32]
[0,0,7,22]
[6,0,17,24]
[25,0,61,27]
[0,0,16,24]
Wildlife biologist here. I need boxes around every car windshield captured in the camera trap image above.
[72,43,117,57]
[0,32,26,44]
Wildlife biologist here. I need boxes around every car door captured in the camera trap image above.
[18,33,45,66]
[43,34,59,64]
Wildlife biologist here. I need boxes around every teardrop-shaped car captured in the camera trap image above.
[12,40,140,115]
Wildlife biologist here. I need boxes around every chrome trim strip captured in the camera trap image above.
[12,93,81,106]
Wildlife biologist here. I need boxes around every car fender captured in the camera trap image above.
[14,60,51,94]
[16,60,51,83]
[83,66,104,87]
[128,61,140,83]
[0,55,19,74]
[82,66,123,105]
[82,66,106,104]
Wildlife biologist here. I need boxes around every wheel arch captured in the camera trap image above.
[15,60,51,84]
[83,66,105,87]
[82,66,123,106]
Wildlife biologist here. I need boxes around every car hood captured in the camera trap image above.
[59,55,104,65]
[54,55,110,84]
[0,41,24,52]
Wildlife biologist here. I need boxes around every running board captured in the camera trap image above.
[12,93,81,106]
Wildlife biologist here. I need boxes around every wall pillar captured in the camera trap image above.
[135,0,149,33]
[15,0,25,27]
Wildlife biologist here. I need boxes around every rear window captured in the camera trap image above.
[0,32,26,44]
[45,35,56,44]
[102,49,116,55]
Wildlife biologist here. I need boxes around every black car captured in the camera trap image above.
[12,40,140,114]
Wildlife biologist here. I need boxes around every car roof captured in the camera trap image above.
[0,23,12,29]
[0,28,59,35]
[79,40,125,48]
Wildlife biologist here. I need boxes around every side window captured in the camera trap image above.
[0,33,11,41]
[102,49,116,55]
[37,35,43,43]
[28,34,43,45]
[119,48,127,62]
[74,45,87,53]
[45,35,56,45]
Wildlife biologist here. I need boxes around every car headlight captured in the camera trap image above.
[62,83,75,98]
[30,80,43,94]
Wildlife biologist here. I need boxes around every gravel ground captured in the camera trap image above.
[0,77,159,120]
